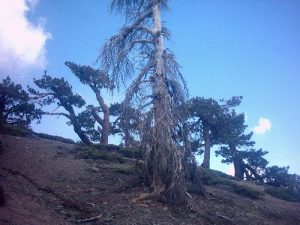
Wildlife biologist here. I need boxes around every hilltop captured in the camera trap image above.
[0,128,299,225]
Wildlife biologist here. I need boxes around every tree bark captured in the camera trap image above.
[143,0,187,205]
[64,104,92,145]
[233,151,245,180]
[202,121,210,168]
[94,91,109,144]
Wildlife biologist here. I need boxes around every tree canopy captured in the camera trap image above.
[0,76,41,127]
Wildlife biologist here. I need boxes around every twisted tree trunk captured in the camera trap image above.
[143,0,187,205]
[231,147,245,180]
[94,91,109,144]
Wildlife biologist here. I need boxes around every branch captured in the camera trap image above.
[91,107,104,126]
[118,39,154,59]
[244,164,263,182]
[136,26,154,36]
[31,92,55,100]
[124,63,154,106]
[190,118,202,130]
[43,112,70,119]
[121,9,152,37]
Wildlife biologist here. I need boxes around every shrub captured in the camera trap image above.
[265,186,300,202]
[95,144,121,152]
[201,168,236,186]
[120,147,142,159]
[116,165,138,175]
[77,147,125,163]
[232,183,262,199]
[201,168,262,199]
[0,124,33,136]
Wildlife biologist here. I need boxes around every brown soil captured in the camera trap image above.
[0,133,300,225]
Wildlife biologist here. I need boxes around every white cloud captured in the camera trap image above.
[0,0,51,74]
[253,117,272,135]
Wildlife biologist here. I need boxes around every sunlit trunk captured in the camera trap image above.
[95,91,109,144]
[202,121,210,168]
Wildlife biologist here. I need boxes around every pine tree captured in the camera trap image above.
[29,73,93,145]
[65,62,113,144]
[99,0,203,204]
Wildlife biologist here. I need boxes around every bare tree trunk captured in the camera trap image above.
[124,129,131,147]
[202,121,210,168]
[233,150,245,180]
[94,91,109,144]
[143,0,187,205]
[73,121,92,145]
[67,106,92,145]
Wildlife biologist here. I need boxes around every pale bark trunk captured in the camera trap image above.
[143,0,187,205]
[202,121,210,169]
[94,91,109,144]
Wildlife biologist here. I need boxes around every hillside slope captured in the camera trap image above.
[0,133,300,225]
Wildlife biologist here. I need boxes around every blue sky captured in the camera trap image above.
[0,0,299,174]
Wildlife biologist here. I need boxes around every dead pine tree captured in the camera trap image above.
[100,0,204,205]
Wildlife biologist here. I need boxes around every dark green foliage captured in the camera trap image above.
[264,166,290,187]
[263,166,300,202]
[232,183,262,199]
[216,110,268,181]
[0,123,75,144]
[65,62,113,144]
[29,73,85,108]
[200,168,237,186]
[187,96,247,169]
[0,123,33,136]
[120,147,142,159]
[29,73,93,145]
[265,186,300,202]
[0,76,41,127]
[76,146,124,163]
[34,132,75,144]
[116,165,138,175]
[95,143,122,152]
[65,62,113,90]
[201,168,262,199]
[110,103,141,147]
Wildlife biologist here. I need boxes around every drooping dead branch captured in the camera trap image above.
[98,0,204,205]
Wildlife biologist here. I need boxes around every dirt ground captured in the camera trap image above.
[0,133,300,225]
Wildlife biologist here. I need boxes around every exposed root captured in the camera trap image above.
[69,214,103,223]
[136,186,165,202]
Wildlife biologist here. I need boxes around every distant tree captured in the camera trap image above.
[0,76,41,127]
[29,73,92,145]
[187,96,242,169]
[188,97,222,168]
[99,0,203,204]
[110,103,141,147]
[65,62,113,144]
[264,166,300,200]
[264,166,291,187]
[216,111,268,181]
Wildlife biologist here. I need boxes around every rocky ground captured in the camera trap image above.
[0,132,300,225]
